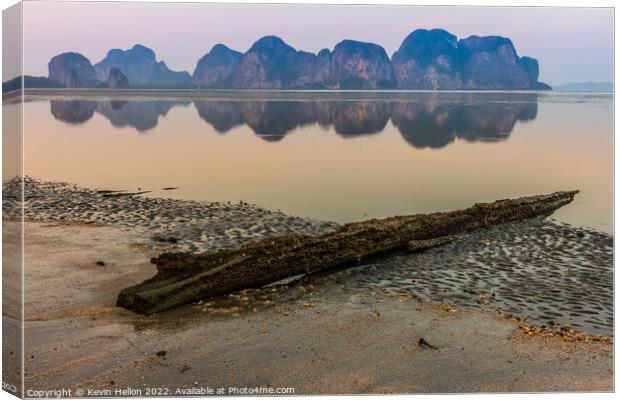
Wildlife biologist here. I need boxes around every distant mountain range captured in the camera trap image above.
[552,82,613,91]
[4,28,552,92]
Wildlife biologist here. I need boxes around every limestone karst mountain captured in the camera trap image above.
[10,29,550,92]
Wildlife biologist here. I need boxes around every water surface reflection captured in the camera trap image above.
[25,92,612,232]
[50,95,538,148]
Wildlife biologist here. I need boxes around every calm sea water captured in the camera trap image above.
[16,92,613,233]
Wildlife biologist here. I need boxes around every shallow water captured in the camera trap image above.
[14,91,613,233]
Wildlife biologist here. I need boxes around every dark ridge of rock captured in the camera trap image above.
[2,75,61,93]
[327,40,396,89]
[392,29,550,90]
[518,56,552,90]
[192,44,243,88]
[231,36,313,89]
[50,100,98,123]
[391,29,462,90]
[107,67,130,88]
[530,81,553,91]
[312,49,334,86]
[48,52,99,88]
[518,56,539,84]
[292,50,322,88]
[458,35,532,90]
[43,29,549,90]
[229,36,396,90]
[94,44,191,88]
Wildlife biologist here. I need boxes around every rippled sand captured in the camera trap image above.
[181,218,612,336]
[314,219,613,335]
[3,177,338,253]
[10,222,612,393]
[3,177,613,336]
[3,176,613,393]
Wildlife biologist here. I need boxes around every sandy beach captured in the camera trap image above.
[2,178,614,394]
[1,0,614,395]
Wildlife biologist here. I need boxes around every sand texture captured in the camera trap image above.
[10,221,611,394]
[1,177,613,394]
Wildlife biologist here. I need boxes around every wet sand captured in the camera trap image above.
[319,219,613,335]
[2,177,613,393]
[2,220,610,394]
[7,177,613,334]
[5,177,337,253]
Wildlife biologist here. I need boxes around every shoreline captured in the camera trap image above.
[8,221,612,393]
[3,176,613,333]
[2,177,613,393]
[5,177,338,254]
[5,87,612,104]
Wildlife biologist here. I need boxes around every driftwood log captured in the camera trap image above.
[117,191,578,314]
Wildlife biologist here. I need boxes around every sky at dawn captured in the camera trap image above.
[9,2,615,85]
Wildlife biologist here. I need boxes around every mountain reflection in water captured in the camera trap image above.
[49,94,538,148]
[51,100,191,132]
